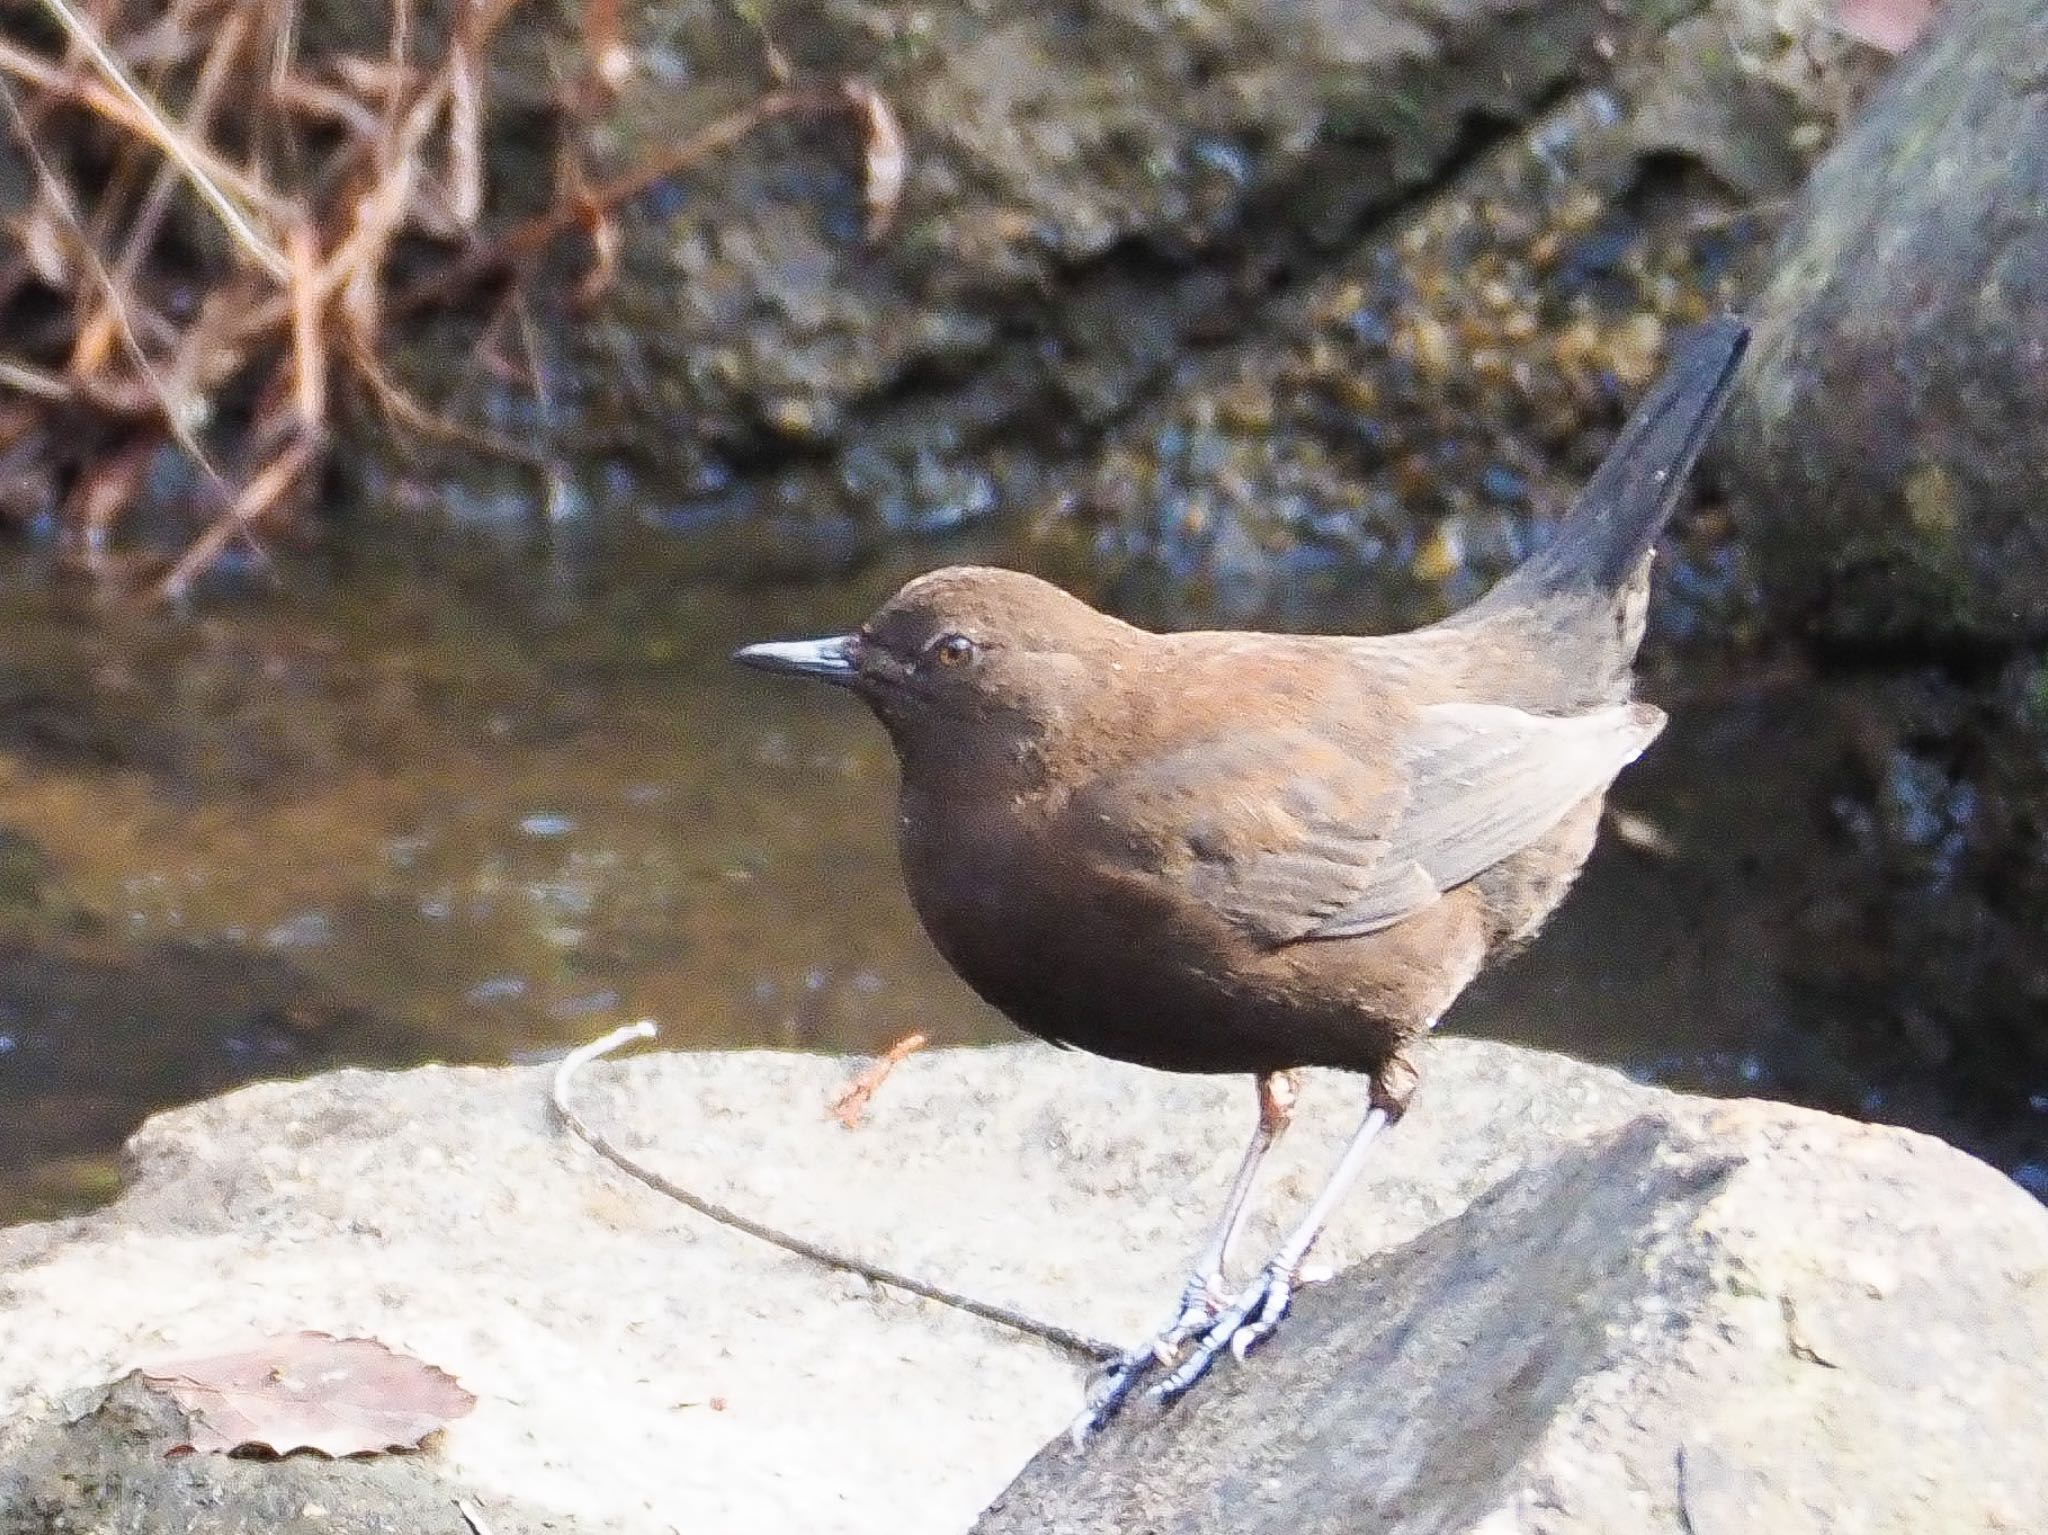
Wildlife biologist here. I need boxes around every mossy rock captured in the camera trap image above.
[1725,0,2048,648]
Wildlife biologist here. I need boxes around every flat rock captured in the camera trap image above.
[0,1039,2041,1533]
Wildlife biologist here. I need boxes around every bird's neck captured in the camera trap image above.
[888,713,1059,808]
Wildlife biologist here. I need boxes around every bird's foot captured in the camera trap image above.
[1067,1345,1152,1446]
[1067,1273,1229,1445]
[1153,1270,1230,1358]
[1151,1257,1326,1403]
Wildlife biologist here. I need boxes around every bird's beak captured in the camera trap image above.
[731,634,860,686]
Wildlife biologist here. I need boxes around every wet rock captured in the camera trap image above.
[1,1041,2043,1533]
[379,0,1630,543]
[1443,667,2048,1191]
[563,0,1624,496]
[1725,0,2048,646]
[365,0,1873,585]
[1769,658,2048,1189]
[1697,0,2048,1208]
[1017,0,1873,637]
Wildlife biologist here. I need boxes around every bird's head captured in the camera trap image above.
[734,566,1132,781]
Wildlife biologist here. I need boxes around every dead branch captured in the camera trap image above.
[391,84,834,316]
[1,72,236,500]
[72,6,254,376]
[0,39,288,220]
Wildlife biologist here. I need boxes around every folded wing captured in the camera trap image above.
[1305,700,1663,939]
[1074,702,1663,947]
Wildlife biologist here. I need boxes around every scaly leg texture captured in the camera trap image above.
[1069,1071,1298,1443]
[1154,1063,1413,1403]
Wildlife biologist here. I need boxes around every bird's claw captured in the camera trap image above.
[1155,1272,1227,1355]
[1067,1272,1229,1445]
[1227,1272,1292,1360]
[1070,1260,1325,1441]
[1068,1346,1151,1446]
[1152,1262,1298,1402]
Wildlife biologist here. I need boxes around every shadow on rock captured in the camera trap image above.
[978,1117,1734,1534]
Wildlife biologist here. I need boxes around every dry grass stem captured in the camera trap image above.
[0,0,913,592]
[828,1032,929,1129]
[0,39,286,217]
[29,0,288,278]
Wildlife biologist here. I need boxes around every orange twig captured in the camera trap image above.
[828,1032,929,1129]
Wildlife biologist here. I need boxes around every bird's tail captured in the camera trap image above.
[1471,315,1749,612]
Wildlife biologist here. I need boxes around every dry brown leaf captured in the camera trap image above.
[842,79,905,241]
[140,1332,477,1457]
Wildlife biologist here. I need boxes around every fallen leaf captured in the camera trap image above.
[140,1332,477,1456]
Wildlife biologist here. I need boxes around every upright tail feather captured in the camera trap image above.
[1476,315,1749,608]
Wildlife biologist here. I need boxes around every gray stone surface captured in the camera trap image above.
[1726,0,2048,646]
[978,1103,2048,1533]
[0,1040,2042,1533]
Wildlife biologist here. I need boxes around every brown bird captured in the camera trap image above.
[735,316,1749,1436]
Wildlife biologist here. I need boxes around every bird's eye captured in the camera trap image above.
[926,632,978,669]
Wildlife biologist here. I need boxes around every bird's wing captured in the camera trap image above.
[1305,700,1664,938]
[1072,702,1663,947]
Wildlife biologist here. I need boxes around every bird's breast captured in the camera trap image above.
[895,786,1046,966]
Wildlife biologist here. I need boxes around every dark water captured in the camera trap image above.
[0,517,2039,1223]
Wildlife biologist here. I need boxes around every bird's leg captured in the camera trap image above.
[1068,1071,1298,1444]
[1158,1069,1299,1344]
[1154,1059,1416,1403]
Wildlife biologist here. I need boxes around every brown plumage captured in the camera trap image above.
[736,315,1749,1435]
